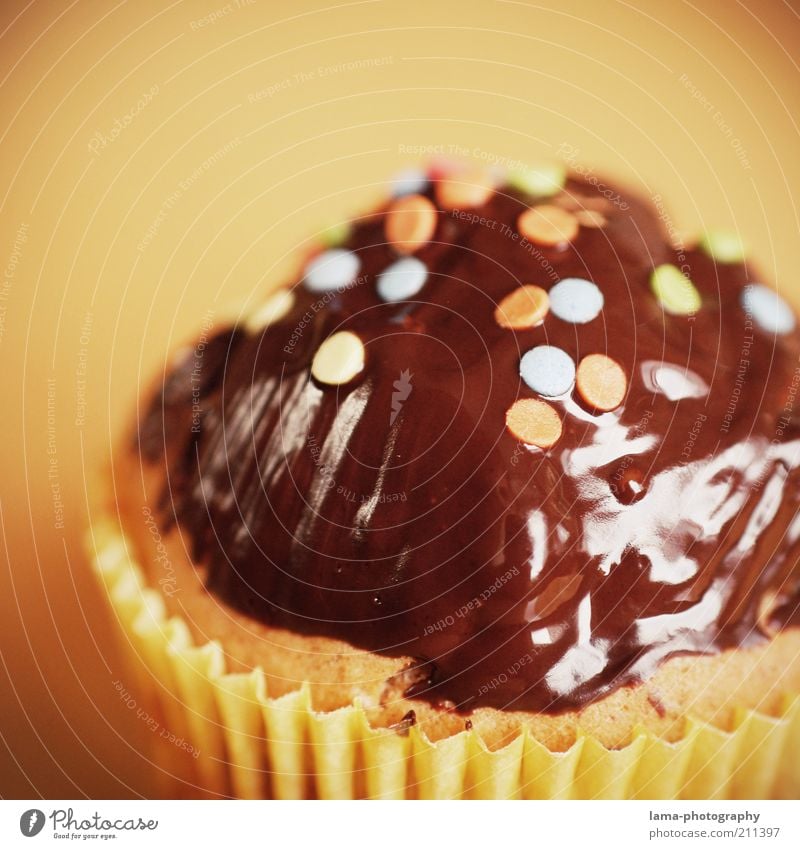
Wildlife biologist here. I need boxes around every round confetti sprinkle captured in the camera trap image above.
[552,194,581,211]
[435,170,495,209]
[377,257,428,302]
[650,264,701,315]
[428,157,463,180]
[311,331,365,385]
[575,209,607,228]
[390,167,429,198]
[495,285,549,329]
[386,194,437,254]
[319,220,351,247]
[576,354,627,412]
[508,162,566,198]
[742,284,796,335]
[548,278,604,324]
[520,345,576,397]
[244,289,295,333]
[517,205,579,247]
[506,399,563,448]
[304,249,361,293]
[699,230,746,263]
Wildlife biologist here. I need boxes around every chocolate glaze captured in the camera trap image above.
[138,173,800,712]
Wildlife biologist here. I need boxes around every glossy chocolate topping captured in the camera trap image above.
[138,169,800,712]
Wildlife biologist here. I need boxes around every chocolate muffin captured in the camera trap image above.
[102,161,800,798]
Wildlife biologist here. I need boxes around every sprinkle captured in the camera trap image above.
[553,194,580,211]
[390,168,429,198]
[244,289,295,333]
[435,169,495,209]
[377,257,428,302]
[517,205,579,247]
[304,249,361,293]
[742,284,796,335]
[507,163,566,198]
[386,194,437,254]
[505,399,563,448]
[650,264,701,315]
[319,220,351,247]
[520,345,576,397]
[555,194,613,214]
[699,230,746,263]
[495,285,549,329]
[576,354,627,411]
[428,157,463,180]
[311,331,365,385]
[548,278,604,324]
[575,209,607,228]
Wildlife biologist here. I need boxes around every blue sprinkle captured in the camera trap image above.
[377,257,428,302]
[304,249,361,293]
[390,168,429,198]
[742,284,795,335]
[549,278,604,324]
[520,345,576,397]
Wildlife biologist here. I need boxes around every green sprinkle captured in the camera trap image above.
[698,230,746,263]
[650,264,702,315]
[319,220,351,247]
[508,162,566,198]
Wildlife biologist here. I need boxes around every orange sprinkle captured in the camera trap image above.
[505,399,563,448]
[576,354,627,412]
[552,194,581,211]
[495,285,550,329]
[517,205,579,247]
[575,209,607,229]
[385,194,437,254]
[435,170,495,210]
[554,194,613,214]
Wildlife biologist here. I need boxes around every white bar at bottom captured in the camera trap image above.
[1,799,796,848]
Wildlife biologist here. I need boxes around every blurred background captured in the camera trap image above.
[1,0,799,798]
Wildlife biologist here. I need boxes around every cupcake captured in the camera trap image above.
[91,161,800,799]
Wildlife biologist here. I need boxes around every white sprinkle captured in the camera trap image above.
[390,168,429,198]
[520,345,576,397]
[304,249,361,293]
[376,257,428,302]
[742,284,795,335]
[548,278,604,324]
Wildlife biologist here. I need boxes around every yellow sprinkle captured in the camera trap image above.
[311,331,365,385]
[650,264,702,315]
[244,289,295,333]
[320,220,352,247]
[698,230,746,263]
[508,162,566,198]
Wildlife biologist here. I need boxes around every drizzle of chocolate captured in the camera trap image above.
[388,710,417,737]
[137,175,800,713]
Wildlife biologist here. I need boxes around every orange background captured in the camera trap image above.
[1,0,800,797]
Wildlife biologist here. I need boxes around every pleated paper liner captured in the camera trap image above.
[89,519,800,800]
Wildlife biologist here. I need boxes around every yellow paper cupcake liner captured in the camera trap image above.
[89,518,800,800]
